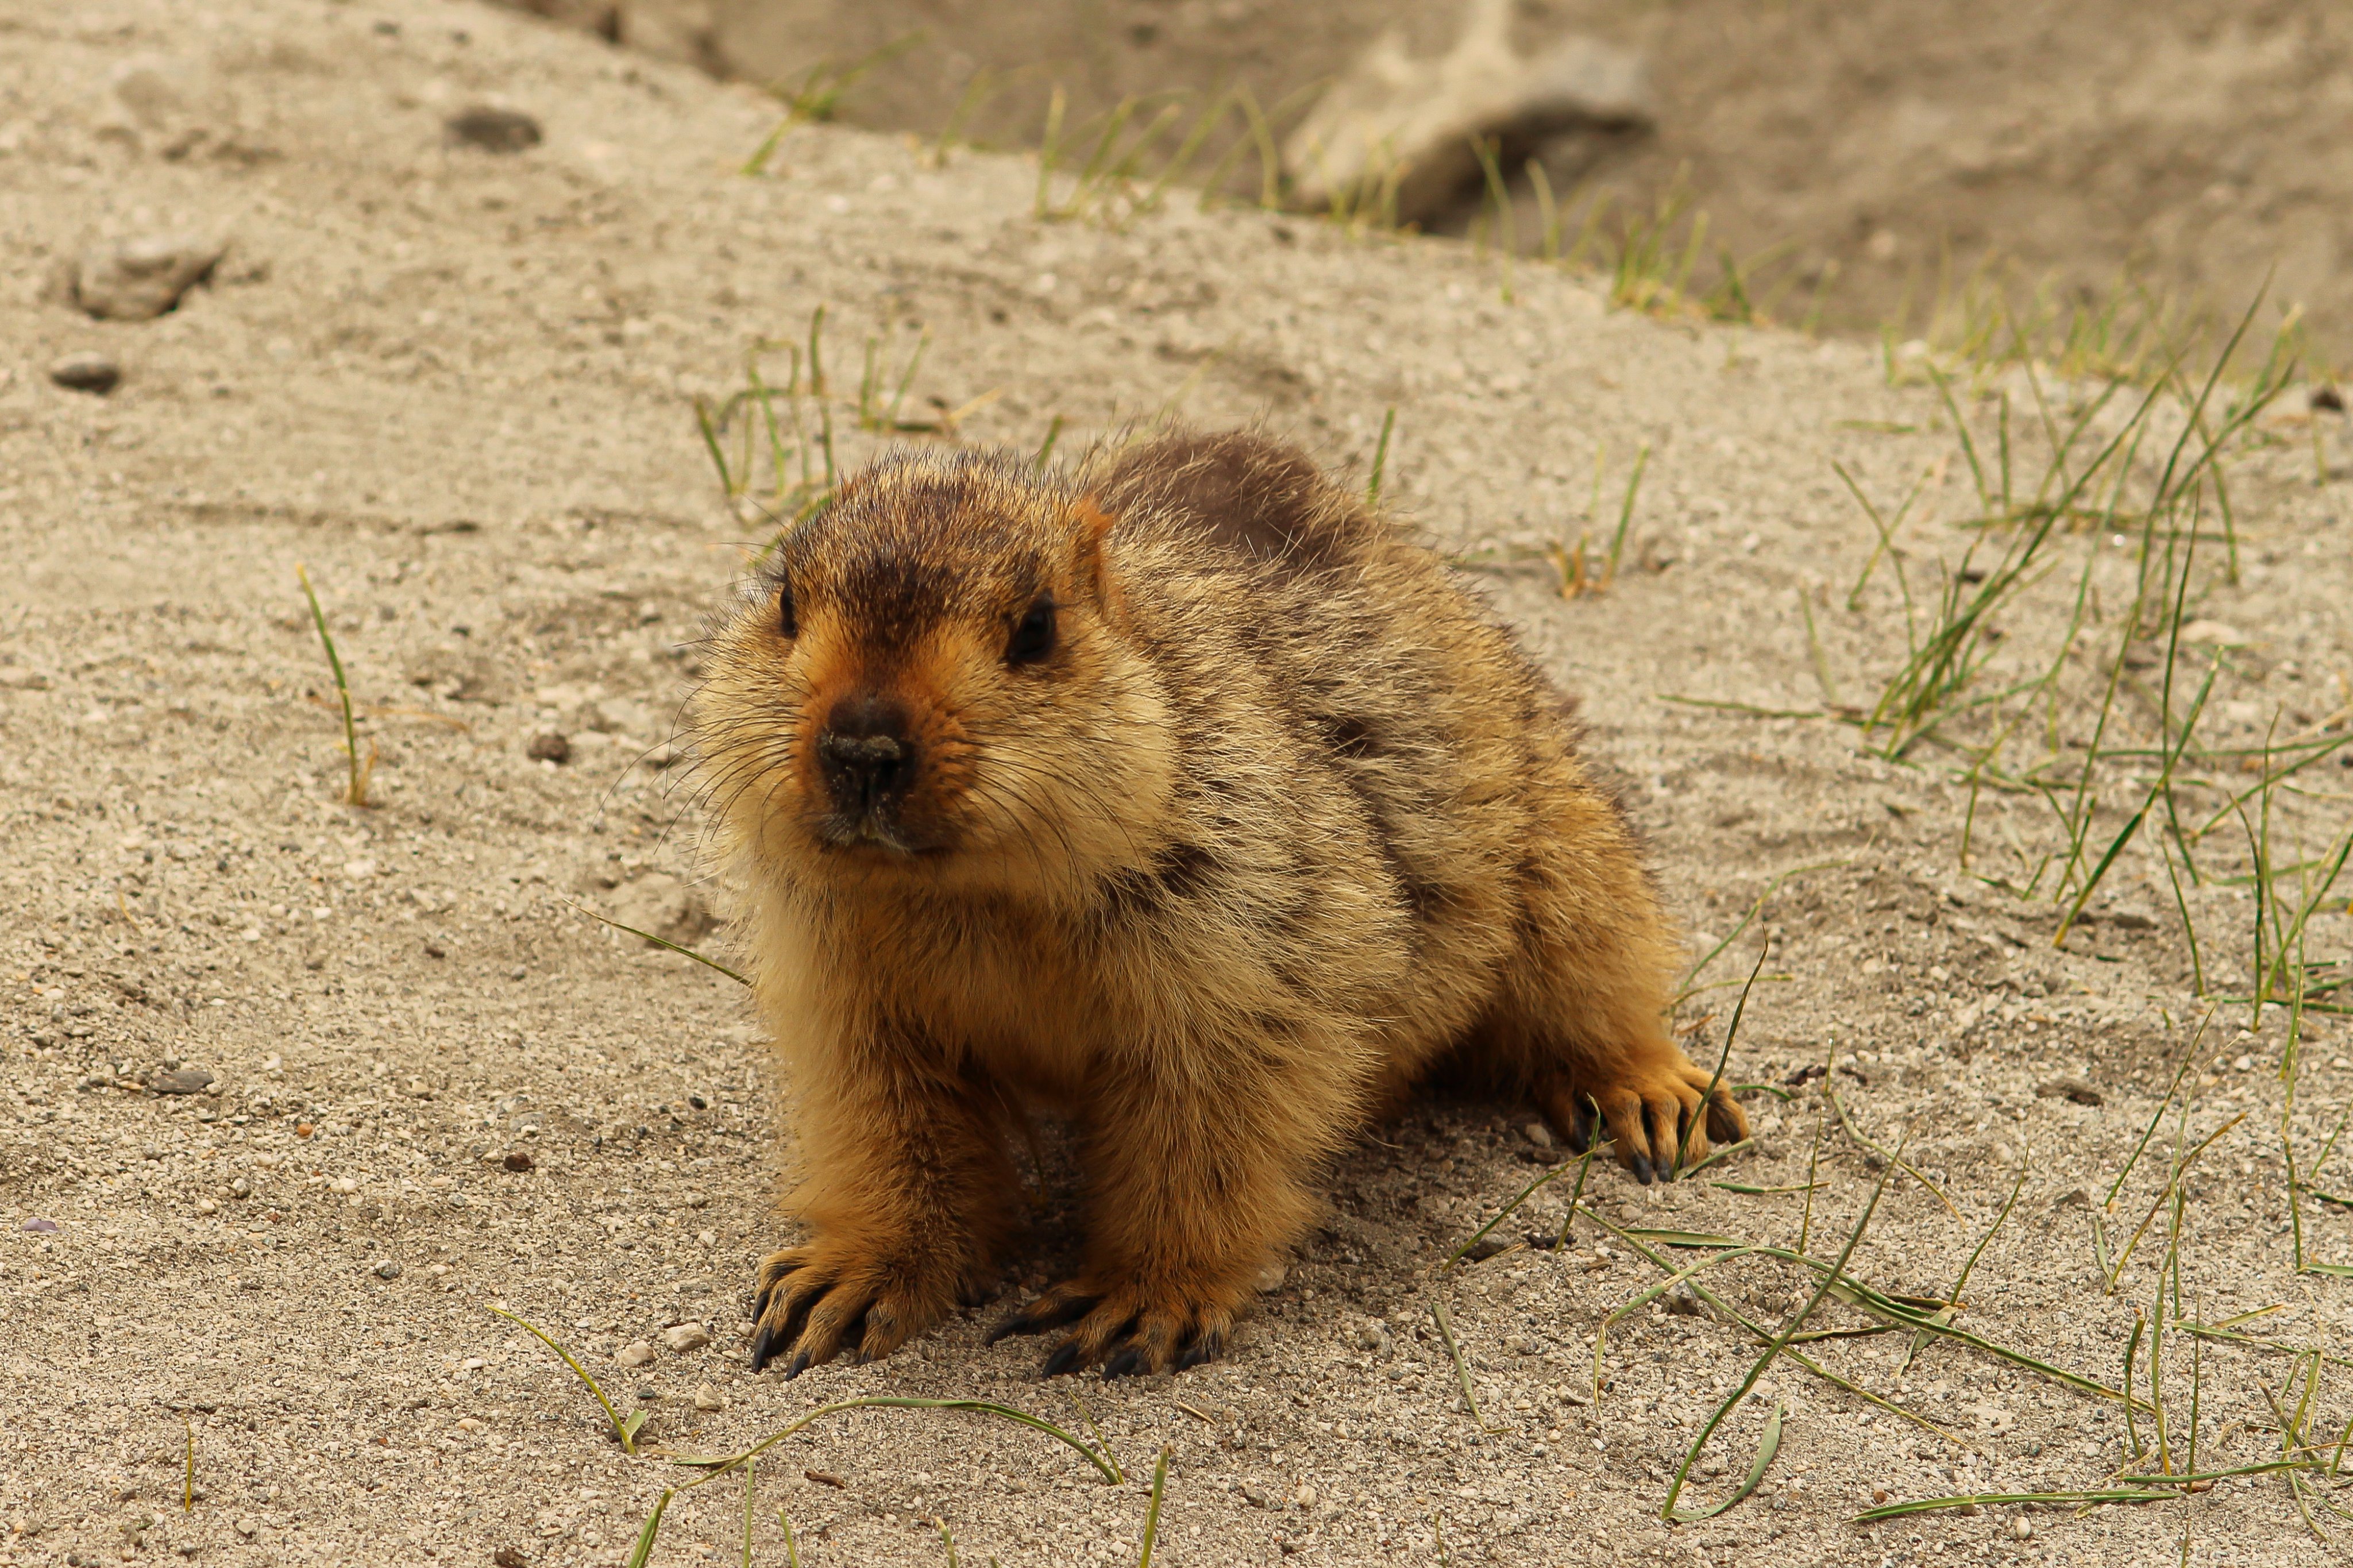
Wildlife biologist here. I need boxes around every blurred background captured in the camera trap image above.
[502,0,2353,367]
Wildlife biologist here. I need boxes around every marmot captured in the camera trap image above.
[689,429,1743,1380]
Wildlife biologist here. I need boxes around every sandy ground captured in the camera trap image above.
[592,0,2353,362]
[3,2,2352,1566]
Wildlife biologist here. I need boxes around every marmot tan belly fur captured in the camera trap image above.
[689,429,1744,1379]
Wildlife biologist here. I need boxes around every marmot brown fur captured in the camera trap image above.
[689,428,1744,1380]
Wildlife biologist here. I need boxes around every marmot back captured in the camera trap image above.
[689,428,1744,1380]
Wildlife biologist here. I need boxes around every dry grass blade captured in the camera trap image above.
[562,897,750,987]
[1824,1084,1961,1219]
[490,1305,646,1455]
[182,1415,194,1512]
[1675,861,1845,1005]
[1592,1246,1762,1403]
[1429,1295,1508,1434]
[669,1397,1120,1485]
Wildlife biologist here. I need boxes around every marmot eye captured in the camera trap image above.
[777,584,797,639]
[1006,599,1055,665]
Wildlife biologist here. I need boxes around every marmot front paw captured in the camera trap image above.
[1537,1055,1748,1184]
[985,1270,1244,1378]
[747,1235,959,1376]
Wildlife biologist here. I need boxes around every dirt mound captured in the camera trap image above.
[3,0,2350,1565]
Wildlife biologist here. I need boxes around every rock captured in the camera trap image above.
[151,1068,215,1095]
[1241,1482,1275,1508]
[1462,1234,1509,1262]
[615,1341,657,1368]
[1253,1261,1288,1294]
[1283,0,1650,224]
[446,106,542,153]
[227,1176,251,1198]
[48,351,122,395]
[2010,1515,2034,1541]
[526,731,570,764]
[0,666,52,690]
[608,873,718,949]
[20,1217,58,1233]
[373,1259,403,1280]
[1521,1120,1553,1150]
[502,1151,535,1173]
[74,234,225,320]
[693,1382,726,1412]
[660,1323,712,1354]
[2036,1077,2104,1107]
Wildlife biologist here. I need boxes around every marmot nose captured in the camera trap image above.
[816,697,916,812]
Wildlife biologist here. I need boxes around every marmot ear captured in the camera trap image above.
[1069,494,1120,613]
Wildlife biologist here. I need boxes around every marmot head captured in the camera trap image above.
[693,447,1175,901]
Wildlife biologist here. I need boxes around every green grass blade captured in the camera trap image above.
[1135,1444,1172,1566]
[1854,1489,2175,1522]
[624,1489,674,1568]
[489,1304,639,1455]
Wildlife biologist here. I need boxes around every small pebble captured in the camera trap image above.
[2011,1515,2034,1540]
[374,1260,403,1280]
[151,1068,215,1095]
[447,106,542,153]
[228,1176,251,1198]
[1521,1120,1553,1150]
[74,233,224,320]
[616,1341,657,1368]
[661,1323,712,1354]
[48,350,121,394]
[502,1150,534,1172]
[526,730,570,763]
[693,1383,725,1412]
[1254,1261,1287,1293]
[21,1217,59,1233]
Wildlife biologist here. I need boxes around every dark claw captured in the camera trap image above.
[1101,1346,1144,1380]
[1564,1102,1592,1154]
[1175,1329,1225,1372]
[1632,1156,1655,1185]
[782,1350,811,1381]
[749,1324,780,1372]
[1040,1339,1086,1378]
[987,1293,1100,1345]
